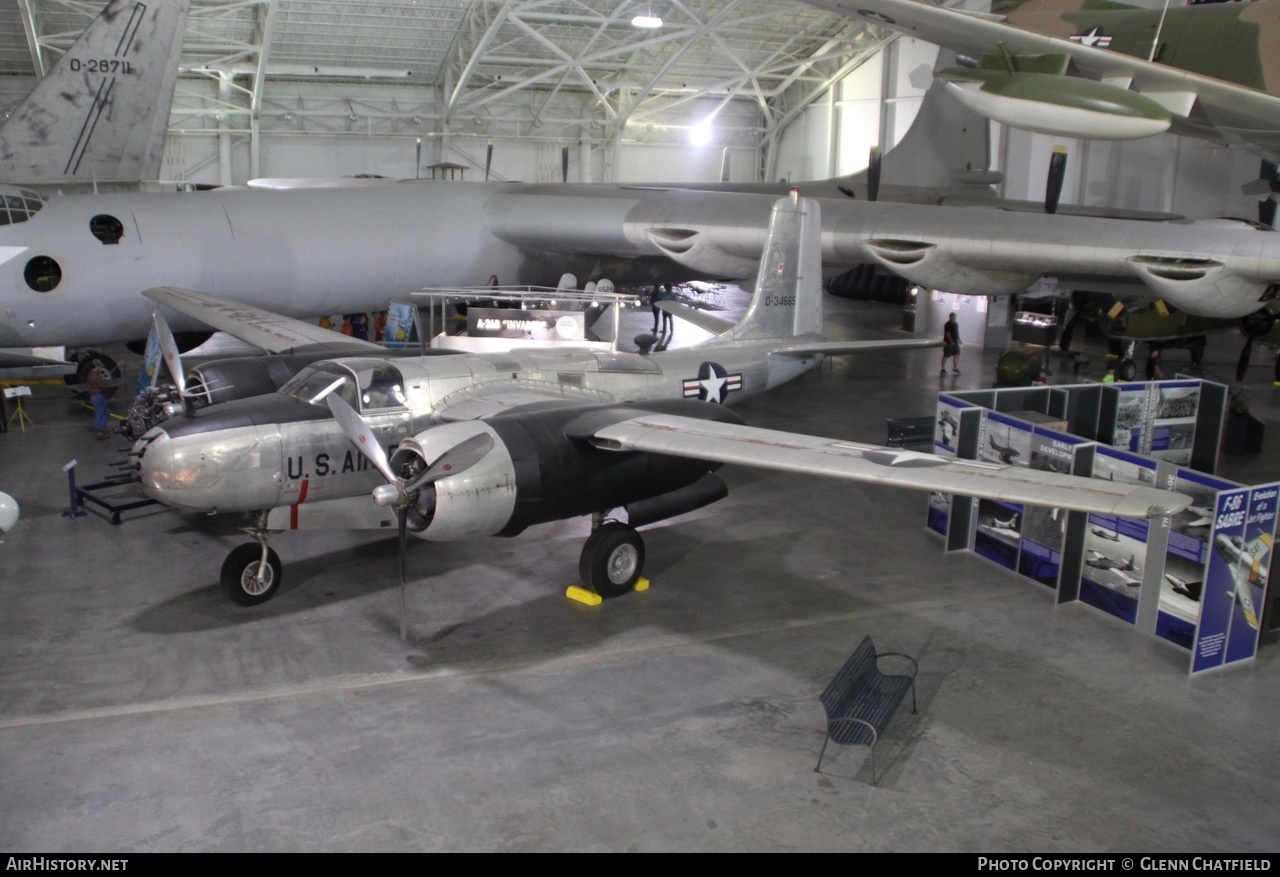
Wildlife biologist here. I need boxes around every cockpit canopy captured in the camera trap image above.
[279,360,407,413]
[0,186,45,225]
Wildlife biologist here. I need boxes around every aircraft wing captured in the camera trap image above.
[589,412,1191,520]
[806,0,1280,160]
[143,287,386,355]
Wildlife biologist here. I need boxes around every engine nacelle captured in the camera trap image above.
[393,400,744,542]
[1125,256,1276,319]
[863,239,1039,296]
[186,353,332,409]
[640,226,760,278]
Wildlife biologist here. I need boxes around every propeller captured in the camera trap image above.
[151,309,187,392]
[866,146,882,203]
[1045,145,1068,215]
[326,394,494,639]
[561,145,570,183]
[484,139,494,182]
[1260,160,1278,228]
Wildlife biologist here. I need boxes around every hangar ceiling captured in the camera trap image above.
[0,1,897,180]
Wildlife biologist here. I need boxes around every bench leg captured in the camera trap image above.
[814,736,831,773]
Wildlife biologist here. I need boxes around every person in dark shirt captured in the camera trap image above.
[941,312,961,374]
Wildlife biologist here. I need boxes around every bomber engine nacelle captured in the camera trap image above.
[861,239,1040,296]
[640,226,760,278]
[389,400,743,542]
[1125,255,1277,320]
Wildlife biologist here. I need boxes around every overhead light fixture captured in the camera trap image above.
[631,4,662,28]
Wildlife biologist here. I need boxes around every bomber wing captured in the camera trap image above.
[143,286,386,355]
[805,0,1280,160]
[589,412,1190,520]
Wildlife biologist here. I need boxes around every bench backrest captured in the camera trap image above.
[819,635,878,717]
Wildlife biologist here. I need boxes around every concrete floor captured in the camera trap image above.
[1,294,1277,853]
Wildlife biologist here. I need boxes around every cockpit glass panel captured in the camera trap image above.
[0,187,45,225]
[280,364,357,408]
[357,364,407,411]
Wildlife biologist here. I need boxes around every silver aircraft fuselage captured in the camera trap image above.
[135,339,813,515]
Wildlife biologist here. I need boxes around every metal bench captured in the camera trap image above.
[814,635,918,784]
[885,416,934,447]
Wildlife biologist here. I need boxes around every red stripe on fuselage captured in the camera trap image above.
[289,479,310,529]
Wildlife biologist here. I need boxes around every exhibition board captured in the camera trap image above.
[928,380,1272,674]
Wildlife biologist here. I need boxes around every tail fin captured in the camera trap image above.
[0,0,189,185]
[711,189,822,343]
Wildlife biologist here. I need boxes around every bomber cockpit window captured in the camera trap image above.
[0,187,45,226]
[90,214,125,244]
[280,365,358,409]
[356,364,407,411]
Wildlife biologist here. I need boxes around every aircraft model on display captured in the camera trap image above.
[1091,526,1120,542]
[128,193,1190,628]
[0,0,189,189]
[802,0,1280,160]
[1211,531,1271,631]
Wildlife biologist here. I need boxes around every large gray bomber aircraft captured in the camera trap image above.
[5,171,1280,354]
[130,193,1190,622]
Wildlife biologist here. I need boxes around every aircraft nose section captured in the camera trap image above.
[133,427,179,497]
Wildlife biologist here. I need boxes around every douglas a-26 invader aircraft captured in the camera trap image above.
[131,193,1190,621]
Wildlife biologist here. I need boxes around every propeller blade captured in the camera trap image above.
[326,394,397,485]
[403,432,495,493]
[1046,145,1068,215]
[151,310,187,391]
[1237,336,1254,383]
[561,145,569,183]
[484,139,493,183]
[866,146,882,203]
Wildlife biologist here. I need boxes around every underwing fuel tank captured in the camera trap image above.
[936,69,1173,140]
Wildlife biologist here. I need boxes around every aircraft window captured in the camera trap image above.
[280,366,357,408]
[89,214,125,245]
[358,365,407,411]
[0,188,44,225]
[24,256,62,292]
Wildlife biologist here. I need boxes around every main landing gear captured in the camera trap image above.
[216,512,648,606]
[579,519,646,599]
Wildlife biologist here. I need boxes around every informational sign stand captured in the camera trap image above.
[4,386,33,432]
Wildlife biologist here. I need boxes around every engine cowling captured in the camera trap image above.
[390,399,745,542]
[862,239,1040,296]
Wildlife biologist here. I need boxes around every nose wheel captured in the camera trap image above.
[221,542,282,605]
[579,522,645,599]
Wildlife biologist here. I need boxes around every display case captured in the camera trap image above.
[1012,310,1058,346]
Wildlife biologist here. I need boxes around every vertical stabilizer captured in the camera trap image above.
[713,190,823,342]
[0,0,189,185]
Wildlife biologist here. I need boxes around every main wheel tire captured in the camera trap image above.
[579,523,644,599]
[220,543,282,605]
[1118,359,1138,382]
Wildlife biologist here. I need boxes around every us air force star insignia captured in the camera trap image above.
[683,362,743,404]
[1069,26,1112,47]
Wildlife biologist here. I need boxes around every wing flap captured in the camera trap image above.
[591,413,1191,520]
